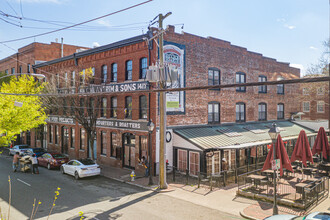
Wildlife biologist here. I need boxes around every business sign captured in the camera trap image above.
[164,42,185,114]
[58,81,149,94]
[46,116,75,125]
[96,118,148,131]
[271,159,280,170]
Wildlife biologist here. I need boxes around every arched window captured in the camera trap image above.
[139,95,147,119]
[111,63,117,82]
[236,72,246,92]
[236,102,245,122]
[277,103,284,119]
[111,97,117,118]
[125,96,132,119]
[102,65,107,83]
[208,102,220,124]
[258,75,267,93]
[125,60,132,80]
[140,58,148,79]
[258,103,267,121]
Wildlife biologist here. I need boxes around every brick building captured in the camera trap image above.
[300,76,328,120]
[21,26,305,176]
[0,41,89,75]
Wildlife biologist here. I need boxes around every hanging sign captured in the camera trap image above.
[271,159,280,170]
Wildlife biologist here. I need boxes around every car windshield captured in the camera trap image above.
[19,146,29,149]
[79,159,95,165]
[52,154,66,159]
[292,217,304,220]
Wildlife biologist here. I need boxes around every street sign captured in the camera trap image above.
[271,159,280,170]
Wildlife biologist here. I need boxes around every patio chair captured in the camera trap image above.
[303,169,313,178]
[255,179,269,194]
[245,176,253,185]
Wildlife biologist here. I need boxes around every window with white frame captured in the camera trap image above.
[317,87,324,95]
[303,101,310,112]
[303,88,309,95]
[317,101,325,113]
[208,102,220,124]
[178,149,187,172]
[189,152,200,175]
[258,75,267,93]
[258,103,267,121]
[277,103,284,119]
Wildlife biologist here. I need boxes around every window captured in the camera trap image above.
[63,99,67,115]
[208,68,220,86]
[70,128,75,149]
[303,88,309,95]
[139,95,147,119]
[277,103,284,119]
[125,96,132,119]
[64,72,68,87]
[317,87,324,95]
[236,72,246,92]
[110,132,117,158]
[258,75,267,93]
[80,128,85,150]
[317,101,325,113]
[236,102,245,122]
[178,149,187,172]
[111,63,117,82]
[140,58,148,79]
[277,77,284,94]
[208,102,220,124]
[71,71,75,87]
[49,125,53,143]
[88,98,94,115]
[101,131,107,155]
[111,97,117,118]
[11,67,15,74]
[19,65,22,73]
[79,98,85,115]
[55,125,59,144]
[80,69,85,85]
[102,65,107,83]
[27,64,31,73]
[258,103,267,121]
[5,69,8,74]
[303,101,310,112]
[101,97,107,117]
[139,136,148,160]
[91,67,95,84]
[125,60,132,80]
[189,152,200,175]
[55,74,59,88]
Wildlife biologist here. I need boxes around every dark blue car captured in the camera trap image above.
[25,148,47,157]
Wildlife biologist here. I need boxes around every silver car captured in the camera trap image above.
[264,212,330,220]
[9,145,30,156]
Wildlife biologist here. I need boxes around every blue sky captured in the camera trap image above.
[0,0,328,76]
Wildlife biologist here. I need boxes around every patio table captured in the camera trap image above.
[319,163,330,175]
[295,182,311,200]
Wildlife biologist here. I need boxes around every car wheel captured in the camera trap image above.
[60,166,65,174]
[74,171,80,180]
[47,163,51,170]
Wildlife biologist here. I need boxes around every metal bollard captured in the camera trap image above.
[173,166,176,182]
[186,169,189,185]
[198,172,201,188]
[210,175,213,191]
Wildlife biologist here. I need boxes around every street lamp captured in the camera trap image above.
[268,122,280,215]
[147,120,155,185]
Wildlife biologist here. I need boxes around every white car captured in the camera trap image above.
[60,159,101,180]
[264,212,330,220]
[9,145,31,156]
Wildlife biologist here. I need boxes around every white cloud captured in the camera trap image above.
[290,64,305,77]
[309,46,318,50]
[17,0,62,3]
[97,19,111,27]
[92,42,100,48]
[284,24,296,30]
[276,18,286,22]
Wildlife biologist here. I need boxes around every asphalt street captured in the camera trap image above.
[0,149,244,220]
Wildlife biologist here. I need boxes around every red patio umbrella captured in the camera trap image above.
[290,130,314,167]
[312,127,330,159]
[262,134,293,176]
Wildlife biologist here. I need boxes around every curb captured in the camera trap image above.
[101,174,156,191]
[239,211,260,220]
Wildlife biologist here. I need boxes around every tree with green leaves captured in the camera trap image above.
[0,75,47,146]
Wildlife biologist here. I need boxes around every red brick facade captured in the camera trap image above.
[0,42,89,74]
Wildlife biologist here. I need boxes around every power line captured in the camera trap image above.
[0,0,153,44]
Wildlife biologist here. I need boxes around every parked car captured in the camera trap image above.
[24,148,46,157]
[9,145,30,156]
[38,153,69,170]
[264,212,330,220]
[61,159,100,180]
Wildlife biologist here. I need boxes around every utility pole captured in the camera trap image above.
[158,12,171,189]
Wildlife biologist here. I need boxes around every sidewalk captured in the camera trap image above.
[100,164,330,220]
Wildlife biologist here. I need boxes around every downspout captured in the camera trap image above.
[61,37,64,58]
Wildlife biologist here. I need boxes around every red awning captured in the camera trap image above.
[262,135,293,176]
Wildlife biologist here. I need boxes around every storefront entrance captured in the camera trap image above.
[123,133,136,169]
[61,126,69,154]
